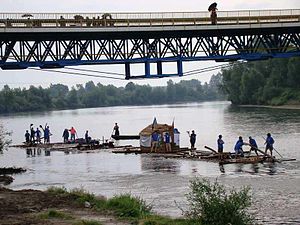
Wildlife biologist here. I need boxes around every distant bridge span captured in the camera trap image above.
[0,9,299,79]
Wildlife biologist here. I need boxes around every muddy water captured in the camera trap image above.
[0,102,300,224]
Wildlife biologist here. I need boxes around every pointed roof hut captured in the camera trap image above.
[139,119,180,153]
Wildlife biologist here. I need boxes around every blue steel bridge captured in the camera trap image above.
[0,9,299,79]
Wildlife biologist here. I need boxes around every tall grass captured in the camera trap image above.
[106,194,152,219]
[38,209,73,220]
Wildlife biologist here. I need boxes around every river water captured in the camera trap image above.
[0,101,299,224]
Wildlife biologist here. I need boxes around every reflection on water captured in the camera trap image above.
[141,155,180,173]
[222,162,278,176]
[0,102,300,224]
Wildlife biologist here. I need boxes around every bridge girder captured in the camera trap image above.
[0,30,300,79]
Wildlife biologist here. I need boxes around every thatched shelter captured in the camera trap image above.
[139,123,180,153]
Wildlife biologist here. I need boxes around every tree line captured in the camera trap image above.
[221,57,300,105]
[0,74,224,114]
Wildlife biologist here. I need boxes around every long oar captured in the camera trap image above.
[248,145,279,163]
[261,137,283,158]
[204,146,218,154]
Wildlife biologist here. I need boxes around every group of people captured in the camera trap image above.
[25,124,51,144]
[187,130,275,157]
[25,123,120,145]
[150,130,171,153]
[230,133,275,157]
[62,127,92,144]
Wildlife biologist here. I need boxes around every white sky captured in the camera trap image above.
[0,0,299,88]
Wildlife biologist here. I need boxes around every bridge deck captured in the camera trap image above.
[0,9,299,29]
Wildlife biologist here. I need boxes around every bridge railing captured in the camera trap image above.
[0,9,299,28]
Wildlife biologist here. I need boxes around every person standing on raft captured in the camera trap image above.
[62,129,69,143]
[265,133,275,156]
[188,130,196,150]
[249,136,259,156]
[217,134,224,159]
[69,127,77,142]
[234,136,244,157]
[113,123,120,136]
[25,130,30,143]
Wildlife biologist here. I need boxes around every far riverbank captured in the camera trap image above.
[239,104,300,110]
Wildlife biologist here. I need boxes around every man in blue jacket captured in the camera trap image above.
[249,136,259,156]
[234,136,244,157]
[265,133,275,156]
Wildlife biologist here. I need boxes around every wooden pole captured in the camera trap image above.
[204,145,218,154]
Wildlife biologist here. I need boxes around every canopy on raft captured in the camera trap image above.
[139,123,180,150]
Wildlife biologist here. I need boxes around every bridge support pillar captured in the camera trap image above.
[145,61,150,78]
[177,60,183,76]
[157,61,162,75]
[125,62,131,80]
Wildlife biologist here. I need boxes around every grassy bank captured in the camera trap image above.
[0,179,254,225]
[46,178,254,225]
[47,187,196,225]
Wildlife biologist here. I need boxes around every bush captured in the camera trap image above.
[106,194,152,219]
[0,124,11,151]
[47,186,68,195]
[185,178,254,225]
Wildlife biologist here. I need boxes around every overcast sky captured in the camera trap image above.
[1,0,299,88]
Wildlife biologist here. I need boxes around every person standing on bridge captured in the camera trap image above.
[208,2,218,25]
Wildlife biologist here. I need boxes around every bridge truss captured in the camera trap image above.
[0,11,299,79]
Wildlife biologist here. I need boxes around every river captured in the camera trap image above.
[0,101,299,224]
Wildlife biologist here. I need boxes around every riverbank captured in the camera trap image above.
[0,187,193,225]
[239,104,300,110]
[0,187,129,225]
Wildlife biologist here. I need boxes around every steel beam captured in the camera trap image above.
[0,29,299,79]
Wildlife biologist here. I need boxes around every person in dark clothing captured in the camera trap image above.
[62,129,69,143]
[234,136,244,157]
[30,126,35,143]
[35,128,41,143]
[209,3,218,25]
[188,130,196,150]
[249,136,259,156]
[85,130,91,144]
[265,133,275,156]
[217,134,224,153]
[25,130,30,143]
[217,134,224,159]
[113,123,119,136]
[151,130,159,153]
[164,132,171,152]
[44,126,51,144]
